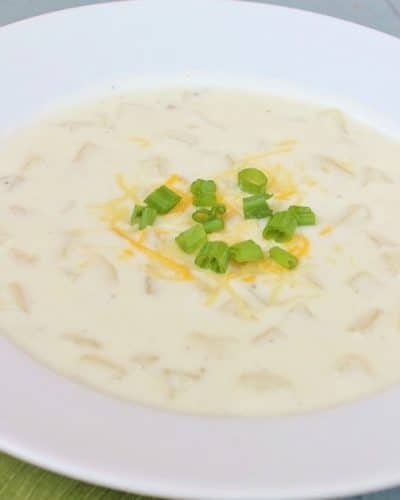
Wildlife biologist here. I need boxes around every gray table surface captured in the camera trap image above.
[0,0,399,36]
[1,1,400,500]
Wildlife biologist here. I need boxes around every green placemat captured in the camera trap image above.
[2,450,400,500]
[0,452,155,499]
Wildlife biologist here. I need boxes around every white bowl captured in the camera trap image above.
[1,1,400,498]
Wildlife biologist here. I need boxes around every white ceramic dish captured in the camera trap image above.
[1,1,400,498]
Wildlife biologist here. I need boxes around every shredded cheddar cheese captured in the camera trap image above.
[241,275,256,283]
[137,230,147,244]
[261,259,286,275]
[223,281,255,319]
[111,225,193,280]
[171,195,192,213]
[275,188,297,201]
[95,174,140,225]
[115,173,140,202]
[285,234,310,258]
[100,154,313,292]
[218,154,301,206]
[268,164,298,199]
[218,194,240,215]
[154,228,170,236]
[98,198,130,224]
[165,174,183,187]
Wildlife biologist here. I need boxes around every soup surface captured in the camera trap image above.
[1,88,400,416]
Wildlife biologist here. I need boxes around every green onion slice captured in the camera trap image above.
[243,194,272,219]
[138,207,157,230]
[130,205,157,229]
[269,246,298,269]
[190,179,217,207]
[213,203,226,215]
[130,204,145,225]
[144,185,181,214]
[238,168,267,195]
[263,210,297,242]
[288,205,316,226]
[195,241,230,274]
[203,218,225,234]
[230,240,264,263]
[192,208,214,223]
[192,204,227,223]
[175,224,207,254]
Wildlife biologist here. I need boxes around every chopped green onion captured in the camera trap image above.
[269,246,298,270]
[130,204,145,225]
[130,205,157,229]
[192,204,226,233]
[288,205,316,226]
[243,194,272,219]
[203,218,225,233]
[195,241,230,274]
[190,179,217,206]
[238,168,267,195]
[191,179,216,195]
[193,194,216,206]
[192,204,227,223]
[213,203,226,215]
[144,185,181,214]
[230,240,264,263]
[192,208,214,223]
[138,207,157,229]
[175,224,207,254]
[262,210,297,242]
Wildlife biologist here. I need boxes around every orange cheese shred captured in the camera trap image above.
[261,259,285,274]
[171,194,192,213]
[165,174,182,187]
[111,225,193,280]
[285,234,310,258]
[275,188,297,201]
[115,173,140,203]
[218,195,240,215]
[241,275,256,283]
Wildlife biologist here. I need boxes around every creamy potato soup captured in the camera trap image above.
[1,88,400,416]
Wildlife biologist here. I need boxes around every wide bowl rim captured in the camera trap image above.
[1,1,400,499]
